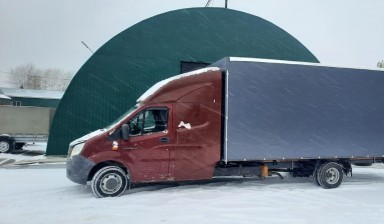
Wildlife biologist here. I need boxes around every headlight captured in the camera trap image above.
[70,142,85,158]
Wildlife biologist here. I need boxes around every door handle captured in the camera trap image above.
[159,137,170,143]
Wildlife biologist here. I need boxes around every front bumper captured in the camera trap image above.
[66,155,96,185]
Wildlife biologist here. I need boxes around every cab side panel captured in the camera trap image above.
[170,72,222,181]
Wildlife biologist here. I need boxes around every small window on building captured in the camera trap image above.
[180,61,210,74]
[11,101,22,106]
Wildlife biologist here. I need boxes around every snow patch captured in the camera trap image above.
[230,56,383,71]
[0,87,64,99]
[2,166,384,224]
[69,129,105,146]
[178,121,191,129]
[0,93,11,99]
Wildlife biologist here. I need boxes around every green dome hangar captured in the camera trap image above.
[47,7,319,155]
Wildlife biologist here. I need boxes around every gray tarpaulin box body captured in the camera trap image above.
[211,57,384,162]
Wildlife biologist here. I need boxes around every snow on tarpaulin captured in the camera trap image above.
[137,67,220,103]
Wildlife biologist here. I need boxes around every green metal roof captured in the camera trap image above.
[47,7,319,155]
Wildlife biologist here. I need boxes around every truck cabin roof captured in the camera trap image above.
[137,67,222,104]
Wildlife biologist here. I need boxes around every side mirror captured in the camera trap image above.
[121,124,130,140]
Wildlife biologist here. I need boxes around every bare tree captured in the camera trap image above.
[40,68,73,91]
[378,60,384,68]
[9,63,40,89]
[8,64,73,90]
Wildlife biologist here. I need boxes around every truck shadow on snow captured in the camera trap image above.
[120,170,384,196]
[65,168,384,197]
[104,175,306,197]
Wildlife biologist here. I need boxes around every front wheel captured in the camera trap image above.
[316,162,343,189]
[91,166,129,198]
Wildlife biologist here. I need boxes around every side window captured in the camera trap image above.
[127,108,168,136]
[128,113,144,136]
[144,109,168,133]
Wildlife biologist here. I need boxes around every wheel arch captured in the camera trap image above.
[88,160,130,182]
[0,134,15,142]
[315,159,352,175]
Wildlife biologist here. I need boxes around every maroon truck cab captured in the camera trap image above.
[67,68,223,197]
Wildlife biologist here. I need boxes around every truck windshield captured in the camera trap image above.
[105,106,138,130]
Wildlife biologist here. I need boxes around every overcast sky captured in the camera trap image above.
[0,0,383,87]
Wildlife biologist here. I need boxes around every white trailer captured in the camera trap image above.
[0,106,55,153]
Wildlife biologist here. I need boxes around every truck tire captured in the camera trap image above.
[0,138,13,153]
[316,162,343,189]
[312,162,322,186]
[91,166,129,198]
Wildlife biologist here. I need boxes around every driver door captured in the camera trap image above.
[120,105,173,182]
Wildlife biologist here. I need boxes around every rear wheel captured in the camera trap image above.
[0,139,13,153]
[316,162,343,189]
[91,166,129,198]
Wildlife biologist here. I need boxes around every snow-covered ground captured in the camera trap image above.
[0,142,48,162]
[1,155,384,224]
